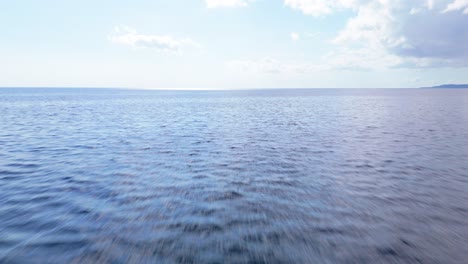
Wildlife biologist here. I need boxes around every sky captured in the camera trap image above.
[0,0,467,89]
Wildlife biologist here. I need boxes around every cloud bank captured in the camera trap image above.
[110,27,198,53]
[286,0,468,68]
[284,0,357,16]
[444,0,468,13]
[220,0,468,69]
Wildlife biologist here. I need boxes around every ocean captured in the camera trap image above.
[1,88,467,263]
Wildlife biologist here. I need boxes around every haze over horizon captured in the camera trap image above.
[1,0,468,89]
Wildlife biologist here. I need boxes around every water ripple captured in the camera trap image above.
[0,88,468,263]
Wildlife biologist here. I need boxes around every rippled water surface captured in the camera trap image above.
[1,88,468,263]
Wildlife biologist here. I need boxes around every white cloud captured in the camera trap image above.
[443,0,468,13]
[109,27,198,53]
[284,0,359,16]
[285,0,468,68]
[205,0,253,8]
[284,0,333,16]
[228,57,325,74]
[324,47,402,70]
[228,47,403,75]
[290,32,300,41]
[304,32,321,38]
[410,7,422,14]
[232,0,468,73]
[427,0,435,10]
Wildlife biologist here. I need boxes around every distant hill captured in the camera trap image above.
[422,84,468,89]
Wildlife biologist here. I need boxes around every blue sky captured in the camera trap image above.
[1,0,467,89]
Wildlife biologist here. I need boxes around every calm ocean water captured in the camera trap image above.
[1,88,468,263]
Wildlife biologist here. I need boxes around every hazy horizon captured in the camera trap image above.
[1,86,467,90]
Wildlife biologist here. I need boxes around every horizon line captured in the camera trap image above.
[0,86,425,91]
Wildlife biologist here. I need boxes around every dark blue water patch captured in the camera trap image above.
[6,163,41,169]
[0,170,27,176]
[0,88,468,263]
[204,190,244,202]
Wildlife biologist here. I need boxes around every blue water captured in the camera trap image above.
[1,88,468,263]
